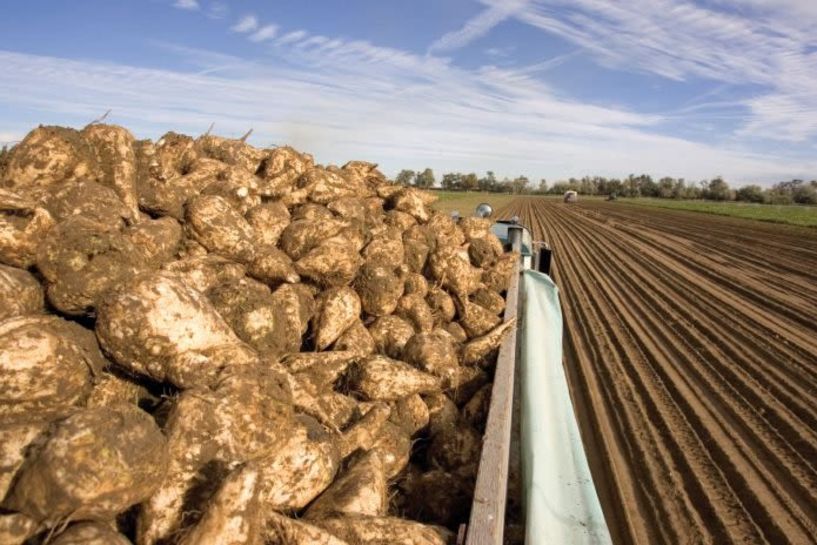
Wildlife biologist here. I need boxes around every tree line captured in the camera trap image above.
[396,169,817,205]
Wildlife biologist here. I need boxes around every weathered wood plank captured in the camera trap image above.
[465,262,520,545]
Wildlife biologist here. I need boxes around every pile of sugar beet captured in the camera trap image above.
[0,124,517,545]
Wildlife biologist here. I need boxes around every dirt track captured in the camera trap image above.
[497,198,817,545]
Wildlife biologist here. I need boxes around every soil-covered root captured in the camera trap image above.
[481,252,518,293]
[84,370,158,410]
[0,315,105,423]
[370,421,411,478]
[248,247,299,286]
[402,332,459,386]
[270,283,316,353]
[4,403,167,524]
[298,166,368,204]
[137,157,222,220]
[427,420,481,475]
[362,227,404,265]
[137,391,222,545]
[467,237,501,268]
[51,522,132,545]
[0,420,49,499]
[470,286,506,316]
[125,216,182,268]
[163,255,246,294]
[42,180,132,229]
[328,197,368,223]
[256,146,314,198]
[246,201,290,248]
[95,271,249,388]
[0,126,96,199]
[0,188,56,268]
[349,356,440,401]
[0,513,39,545]
[399,469,474,529]
[184,194,256,263]
[423,393,459,436]
[195,134,266,173]
[256,415,340,511]
[36,216,145,316]
[266,512,349,545]
[384,210,416,231]
[428,245,481,297]
[0,264,43,320]
[318,392,359,431]
[334,319,375,357]
[438,323,465,344]
[456,297,502,339]
[446,366,489,406]
[304,449,387,519]
[206,276,291,357]
[81,123,140,222]
[461,319,516,366]
[368,316,415,359]
[339,402,391,458]
[314,516,454,545]
[279,217,348,261]
[389,394,430,436]
[178,463,263,545]
[313,287,362,351]
[403,272,428,297]
[201,171,262,216]
[462,383,492,429]
[283,350,359,374]
[426,212,465,248]
[388,187,433,222]
[354,260,403,317]
[402,224,434,274]
[457,216,492,241]
[394,294,434,333]
[295,237,362,288]
[426,287,456,326]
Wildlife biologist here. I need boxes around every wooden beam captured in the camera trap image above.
[465,263,521,545]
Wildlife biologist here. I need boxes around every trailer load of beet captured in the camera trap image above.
[0,124,517,545]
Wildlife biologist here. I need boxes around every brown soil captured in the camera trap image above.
[497,198,817,545]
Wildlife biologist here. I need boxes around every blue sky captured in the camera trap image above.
[1,0,816,185]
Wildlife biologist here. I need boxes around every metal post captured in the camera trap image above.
[508,225,523,254]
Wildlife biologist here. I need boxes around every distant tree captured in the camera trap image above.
[441,172,461,190]
[706,176,731,201]
[657,177,675,199]
[511,175,529,194]
[461,173,479,191]
[415,168,435,189]
[793,182,817,204]
[538,178,548,194]
[396,169,416,186]
[735,184,765,203]
[478,171,497,192]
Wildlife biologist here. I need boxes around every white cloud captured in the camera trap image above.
[429,0,530,53]
[498,0,817,142]
[1,45,812,184]
[205,2,228,20]
[249,25,279,43]
[277,30,308,46]
[173,0,199,11]
[231,15,259,33]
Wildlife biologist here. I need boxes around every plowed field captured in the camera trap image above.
[497,197,817,545]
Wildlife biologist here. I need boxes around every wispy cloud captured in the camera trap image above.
[249,24,278,43]
[231,15,258,33]
[1,42,812,184]
[429,0,530,53]
[205,1,228,20]
[173,0,199,11]
[277,30,308,46]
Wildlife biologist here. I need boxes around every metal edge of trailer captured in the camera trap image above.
[464,261,521,545]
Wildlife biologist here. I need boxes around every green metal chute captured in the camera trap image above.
[519,270,611,545]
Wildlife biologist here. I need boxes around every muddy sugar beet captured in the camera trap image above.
[0,123,516,544]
